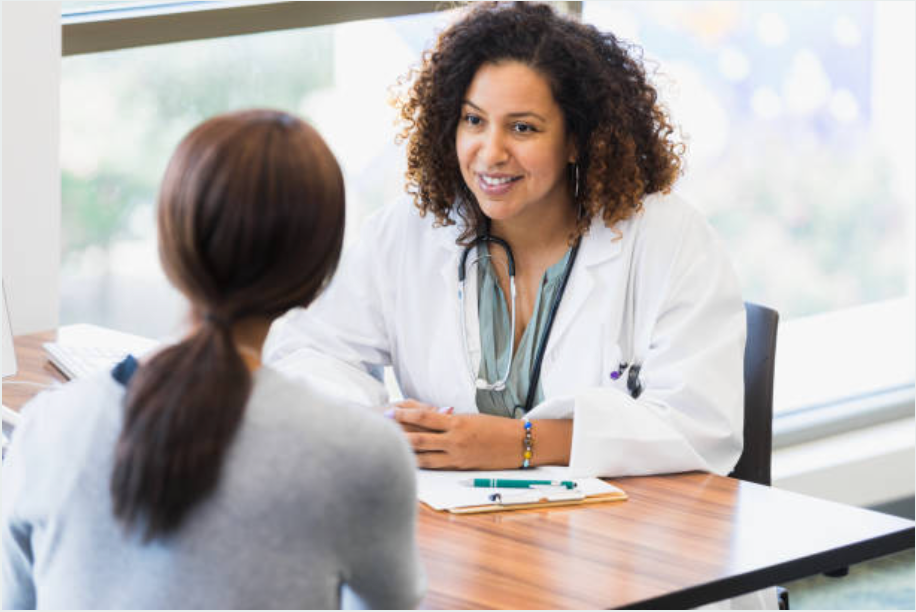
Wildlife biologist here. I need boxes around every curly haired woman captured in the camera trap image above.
[268,2,746,480]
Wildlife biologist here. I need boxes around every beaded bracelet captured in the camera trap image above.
[521,418,533,469]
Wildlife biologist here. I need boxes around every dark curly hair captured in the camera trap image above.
[396,1,684,244]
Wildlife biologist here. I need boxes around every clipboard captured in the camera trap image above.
[416,468,628,515]
[445,488,627,514]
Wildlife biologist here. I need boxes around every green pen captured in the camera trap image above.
[462,478,577,490]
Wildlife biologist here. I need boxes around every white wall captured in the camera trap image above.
[1,1,61,335]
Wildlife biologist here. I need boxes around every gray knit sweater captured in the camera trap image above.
[1,365,424,609]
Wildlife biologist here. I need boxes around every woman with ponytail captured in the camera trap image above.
[2,110,424,609]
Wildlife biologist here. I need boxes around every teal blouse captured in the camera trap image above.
[474,245,572,419]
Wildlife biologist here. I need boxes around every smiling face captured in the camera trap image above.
[456,61,576,227]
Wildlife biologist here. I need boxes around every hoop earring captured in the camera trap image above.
[574,163,580,200]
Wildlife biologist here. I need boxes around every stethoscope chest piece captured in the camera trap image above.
[476,377,505,391]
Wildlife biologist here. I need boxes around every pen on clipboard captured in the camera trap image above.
[461,478,578,490]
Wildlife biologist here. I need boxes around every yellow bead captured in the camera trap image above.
[524,450,532,459]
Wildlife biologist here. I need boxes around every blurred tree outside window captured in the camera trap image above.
[61,9,453,338]
[583,1,911,317]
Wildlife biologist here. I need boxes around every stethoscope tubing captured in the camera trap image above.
[458,233,583,410]
[458,235,517,391]
[521,238,580,413]
[458,235,515,281]
[458,232,642,413]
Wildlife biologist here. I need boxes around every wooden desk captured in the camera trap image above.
[3,330,60,410]
[417,475,913,608]
[5,332,914,609]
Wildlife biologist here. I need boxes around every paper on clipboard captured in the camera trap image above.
[417,466,626,513]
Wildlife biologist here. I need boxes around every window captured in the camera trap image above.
[583,1,915,420]
[61,4,454,338]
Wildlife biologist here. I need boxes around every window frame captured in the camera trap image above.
[62,1,582,56]
[63,1,446,55]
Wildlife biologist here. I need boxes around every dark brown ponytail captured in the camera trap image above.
[111,110,345,540]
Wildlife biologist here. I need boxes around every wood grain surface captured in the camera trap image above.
[5,332,914,609]
[2,330,59,410]
[415,472,913,608]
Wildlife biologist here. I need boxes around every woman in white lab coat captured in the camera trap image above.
[266,2,747,478]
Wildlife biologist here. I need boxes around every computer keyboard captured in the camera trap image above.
[43,343,132,380]
[42,324,159,380]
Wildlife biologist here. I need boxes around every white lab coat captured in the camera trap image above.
[265,191,747,479]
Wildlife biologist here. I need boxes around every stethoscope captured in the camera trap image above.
[457,233,644,414]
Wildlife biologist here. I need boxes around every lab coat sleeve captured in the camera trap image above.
[566,209,746,477]
[263,210,397,408]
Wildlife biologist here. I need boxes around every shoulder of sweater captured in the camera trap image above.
[256,370,417,504]
[17,373,123,444]
[5,373,124,497]
[252,367,413,463]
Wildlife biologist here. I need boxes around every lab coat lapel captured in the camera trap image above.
[541,258,594,360]
[436,224,482,398]
[541,218,622,358]
[439,253,481,382]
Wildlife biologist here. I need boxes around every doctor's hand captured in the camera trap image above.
[384,399,451,433]
[388,400,574,469]
[390,405,525,470]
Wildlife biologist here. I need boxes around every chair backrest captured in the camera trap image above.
[729,302,779,486]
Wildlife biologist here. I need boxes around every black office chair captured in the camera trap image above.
[729,302,790,609]
[729,301,779,487]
